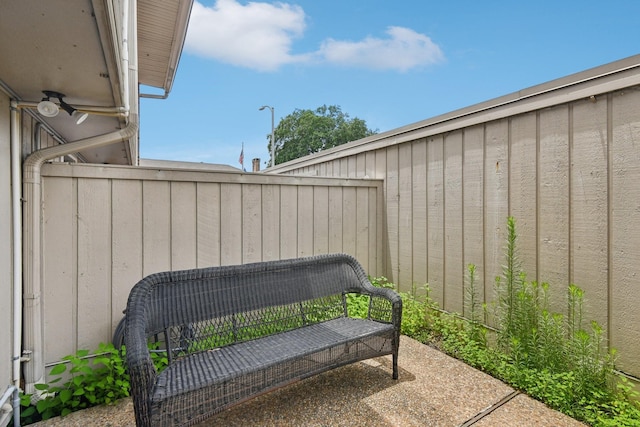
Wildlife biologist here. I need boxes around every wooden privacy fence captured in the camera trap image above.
[270,80,640,379]
[39,163,383,367]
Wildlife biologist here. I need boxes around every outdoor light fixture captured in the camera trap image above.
[37,93,59,117]
[259,105,275,167]
[37,90,89,124]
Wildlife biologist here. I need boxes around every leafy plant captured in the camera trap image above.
[19,343,130,424]
[382,216,640,427]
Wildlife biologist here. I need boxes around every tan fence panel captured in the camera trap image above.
[40,166,383,365]
[269,74,640,380]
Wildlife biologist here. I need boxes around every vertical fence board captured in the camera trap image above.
[342,186,357,257]
[171,182,197,270]
[385,147,400,285]
[313,186,329,255]
[369,186,381,276]
[509,113,538,277]
[444,131,463,313]
[42,177,77,361]
[427,136,444,304]
[196,182,221,267]
[142,181,171,275]
[356,187,369,269]
[348,156,357,178]
[412,139,428,288]
[463,126,485,310]
[398,143,413,287]
[111,180,143,330]
[328,187,343,253]
[610,89,640,375]
[356,153,366,178]
[280,185,298,259]
[570,99,609,330]
[366,151,376,179]
[538,106,570,314]
[242,184,262,263]
[77,178,111,349]
[220,183,242,265]
[261,185,281,261]
[340,158,349,177]
[297,186,314,256]
[484,120,509,307]
[376,149,391,279]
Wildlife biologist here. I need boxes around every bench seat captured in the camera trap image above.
[155,317,394,400]
[151,318,395,425]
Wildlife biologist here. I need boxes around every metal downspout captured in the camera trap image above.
[7,100,22,427]
[22,118,138,394]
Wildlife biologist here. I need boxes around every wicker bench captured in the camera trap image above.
[124,253,402,427]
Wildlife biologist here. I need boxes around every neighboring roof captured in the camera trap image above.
[138,0,194,94]
[139,158,242,173]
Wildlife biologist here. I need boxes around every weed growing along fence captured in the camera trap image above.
[397,217,640,426]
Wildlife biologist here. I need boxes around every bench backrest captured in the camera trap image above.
[126,253,372,359]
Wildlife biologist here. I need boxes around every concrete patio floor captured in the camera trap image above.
[31,336,585,426]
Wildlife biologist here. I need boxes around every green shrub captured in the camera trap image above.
[19,343,130,424]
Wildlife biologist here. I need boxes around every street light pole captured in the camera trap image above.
[259,105,275,167]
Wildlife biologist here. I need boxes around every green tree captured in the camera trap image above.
[270,105,377,164]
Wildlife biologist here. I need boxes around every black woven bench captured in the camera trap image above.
[124,253,402,427]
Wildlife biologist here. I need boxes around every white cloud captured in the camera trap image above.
[185,1,444,72]
[319,26,444,72]
[185,0,308,71]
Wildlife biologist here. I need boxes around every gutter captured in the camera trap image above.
[21,117,138,393]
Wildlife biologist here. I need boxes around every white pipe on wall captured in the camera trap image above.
[22,118,138,393]
[9,101,22,426]
[122,0,131,115]
[0,385,19,427]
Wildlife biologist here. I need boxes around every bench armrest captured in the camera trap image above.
[349,281,403,328]
[124,286,158,427]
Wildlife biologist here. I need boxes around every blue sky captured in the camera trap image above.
[139,0,640,169]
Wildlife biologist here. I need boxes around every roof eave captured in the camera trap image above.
[138,0,194,95]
